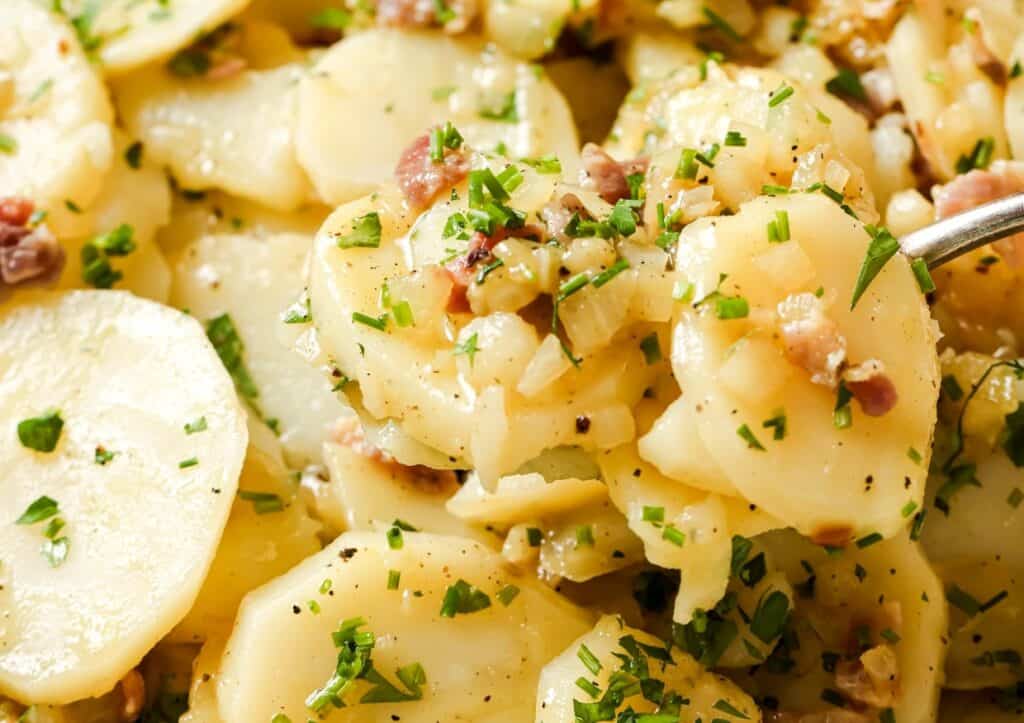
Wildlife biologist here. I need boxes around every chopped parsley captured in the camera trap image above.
[439,579,492,617]
[825,68,867,102]
[16,495,59,525]
[238,490,284,514]
[94,446,116,465]
[454,333,480,365]
[762,410,786,440]
[749,591,790,643]
[17,410,64,452]
[206,314,261,407]
[282,292,313,324]
[496,584,520,606]
[336,212,382,249]
[1002,402,1024,467]
[81,224,137,289]
[737,424,765,450]
[850,226,900,309]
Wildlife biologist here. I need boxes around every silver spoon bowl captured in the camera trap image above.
[899,193,1024,269]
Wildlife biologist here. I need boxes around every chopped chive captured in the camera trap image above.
[642,506,665,523]
[702,6,742,41]
[0,133,17,154]
[715,296,749,319]
[768,84,794,107]
[496,584,520,606]
[855,532,883,549]
[834,381,853,429]
[575,677,600,698]
[391,300,415,328]
[386,525,404,549]
[762,184,789,196]
[439,579,492,617]
[522,155,562,174]
[724,130,747,147]
[713,699,750,719]
[675,148,699,180]
[909,509,927,541]
[578,644,602,675]
[575,524,595,548]
[238,490,284,514]
[762,411,787,440]
[901,501,918,518]
[910,258,935,293]
[941,374,965,401]
[336,212,382,249]
[558,273,590,302]
[946,584,982,617]
[387,569,401,590]
[591,258,630,288]
[184,416,208,435]
[825,68,867,102]
[527,527,543,546]
[737,424,765,451]
[850,226,900,309]
[124,141,143,169]
[352,312,388,331]
[907,447,923,464]
[662,525,685,546]
[178,457,198,469]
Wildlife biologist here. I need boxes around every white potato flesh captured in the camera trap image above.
[616,31,704,85]
[741,530,947,723]
[215,531,594,722]
[309,177,654,485]
[318,439,492,544]
[600,444,781,622]
[0,290,247,703]
[535,615,760,722]
[58,132,173,304]
[114,63,311,211]
[447,472,608,526]
[181,636,228,723]
[887,11,1010,181]
[0,0,114,238]
[1008,34,1024,161]
[67,0,251,75]
[170,423,322,644]
[295,29,580,205]
[668,194,939,539]
[171,231,349,466]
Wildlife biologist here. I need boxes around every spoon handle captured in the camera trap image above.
[899,193,1024,269]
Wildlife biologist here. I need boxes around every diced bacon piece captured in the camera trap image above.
[395,132,470,209]
[846,371,899,417]
[0,196,34,226]
[540,192,586,243]
[0,197,64,286]
[933,161,1024,268]
[331,416,395,464]
[835,645,900,709]
[377,0,477,33]
[581,143,647,204]
[810,524,854,548]
[777,292,848,388]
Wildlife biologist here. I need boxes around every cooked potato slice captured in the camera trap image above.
[0,290,247,703]
[114,62,310,211]
[535,615,760,722]
[215,531,593,721]
[56,0,250,75]
[0,0,114,238]
[172,231,349,465]
[295,29,580,204]
[663,194,938,539]
[170,421,322,644]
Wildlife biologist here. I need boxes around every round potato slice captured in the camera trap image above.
[0,0,114,238]
[536,615,759,722]
[295,29,580,205]
[113,61,311,212]
[0,290,247,703]
[57,0,250,75]
[667,194,939,540]
[215,531,593,722]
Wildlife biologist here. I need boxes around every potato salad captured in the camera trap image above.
[1,0,1023,721]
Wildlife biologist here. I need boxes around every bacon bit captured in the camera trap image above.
[377,0,478,33]
[540,193,586,244]
[581,143,647,204]
[933,161,1024,268]
[835,645,900,709]
[331,416,394,465]
[810,524,854,547]
[0,197,33,226]
[844,360,898,416]
[395,132,470,210]
[118,669,146,722]
[443,229,506,312]
[0,197,64,286]
[777,293,848,388]
[205,56,248,81]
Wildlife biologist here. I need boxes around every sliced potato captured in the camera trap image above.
[734,530,946,723]
[170,422,322,644]
[664,194,938,539]
[0,0,114,238]
[114,62,311,211]
[58,132,173,304]
[295,29,580,205]
[600,444,781,622]
[215,531,594,721]
[0,290,247,703]
[181,636,227,723]
[317,439,491,543]
[171,231,349,466]
[535,615,760,722]
[59,0,250,75]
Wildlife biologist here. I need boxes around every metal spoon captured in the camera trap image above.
[900,192,1024,268]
